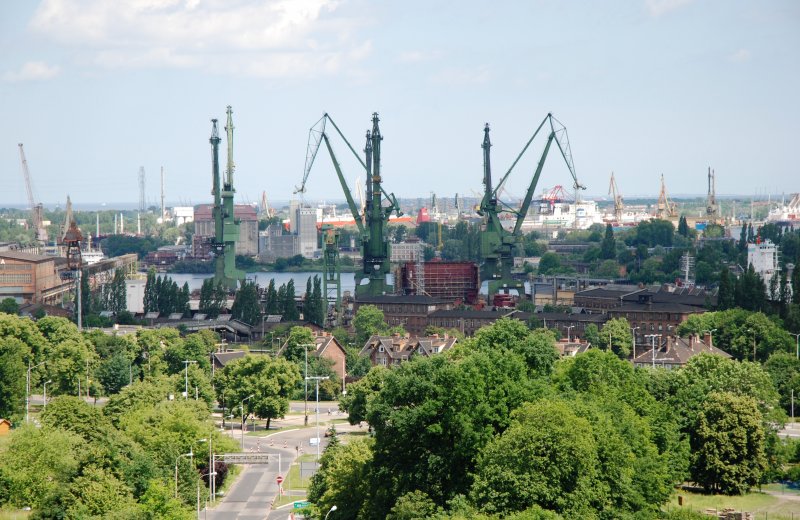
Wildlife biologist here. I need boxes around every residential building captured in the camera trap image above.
[359,333,458,367]
[632,333,731,369]
[277,331,348,382]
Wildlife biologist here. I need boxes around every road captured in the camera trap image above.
[207,401,350,520]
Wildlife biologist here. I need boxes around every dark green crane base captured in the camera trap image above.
[320,224,342,327]
[478,114,583,300]
[297,112,402,299]
[209,106,245,291]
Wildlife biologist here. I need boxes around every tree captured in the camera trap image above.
[353,305,387,346]
[470,399,600,517]
[96,353,132,395]
[717,268,735,310]
[764,352,800,415]
[37,317,98,395]
[600,223,616,260]
[0,337,28,421]
[467,318,559,377]
[339,366,389,425]
[583,323,601,347]
[215,355,300,429]
[690,392,766,494]
[388,490,442,519]
[365,350,534,516]
[281,280,299,321]
[537,252,562,275]
[264,279,279,315]
[231,280,261,326]
[678,216,689,237]
[599,317,633,359]
[281,326,316,365]
[307,438,373,520]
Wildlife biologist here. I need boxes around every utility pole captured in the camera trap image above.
[300,344,314,426]
[306,376,330,460]
[26,361,45,423]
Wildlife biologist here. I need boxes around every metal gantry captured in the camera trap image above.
[297,112,402,297]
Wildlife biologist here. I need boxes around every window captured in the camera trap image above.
[378,346,384,353]
[0,273,32,284]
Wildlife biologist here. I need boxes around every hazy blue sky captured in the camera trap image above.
[1,0,798,207]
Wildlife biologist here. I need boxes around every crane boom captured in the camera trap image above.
[321,133,366,235]
[609,172,623,222]
[18,143,48,243]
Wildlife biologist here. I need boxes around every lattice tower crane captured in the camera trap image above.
[656,174,676,219]
[608,172,624,222]
[17,143,48,244]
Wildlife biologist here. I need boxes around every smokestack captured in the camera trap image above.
[96,213,99,238]
[160,166,165,222]
[119,213,124,234]
[114,213,117,234]
[137,212,141,235]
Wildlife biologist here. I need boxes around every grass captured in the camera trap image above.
[666,488,800,519]
[0,510,30,520]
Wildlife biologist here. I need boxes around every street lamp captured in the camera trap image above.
[183,360,197,399]
[644,334,661,368]
[26,361,45,423]
[790,333,800,360]
[566,325,575,343]
[175,449,193,498]
[325,505,338,519]
[299,343,315,427]
[241,394,254,450]
[306,376,330,460]
[631,327,639,360]
[43,380,52,410]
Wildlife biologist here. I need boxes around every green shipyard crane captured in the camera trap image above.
[297,112,402,297]
[320,224,342,326]
[209,106,245,290]
[479,113,583,298]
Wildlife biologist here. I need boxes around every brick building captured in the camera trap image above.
[354,295,452,336]
[359,333,458,367]
[193,204,259,257]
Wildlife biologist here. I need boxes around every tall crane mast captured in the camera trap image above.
[18,143,48,244]
[297,112,402,297]
[208,107,244,290]
[609,172,624,222]
[656,174,676,219]
[478,114,582,298]
[706,167,719,223]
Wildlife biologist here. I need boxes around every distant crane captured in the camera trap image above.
[296,112,403,297]
[608,172,624,222]
[656,174,676,219]
[478,114,582,298]
[259,191,273,219]
[706,167,719,223]
[17,143,48,244]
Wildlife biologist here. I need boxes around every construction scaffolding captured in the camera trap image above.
[398,261,480,304]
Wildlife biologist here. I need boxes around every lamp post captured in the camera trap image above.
[566,325,575,343]
[790,333,800,360]
[241,394,254,450]
[183,360,197,399]
[645,334,660,368]
[175,450,193,498]
[631,326,639,361]
[26,361,45,423]
[299,343,315,426]
[43,380,52,410]
[325,505,338,519]
[306,376,330,460]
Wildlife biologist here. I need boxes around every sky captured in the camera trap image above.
[1,0,798,208]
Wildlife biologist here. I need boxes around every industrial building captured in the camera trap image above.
[747,239,780,297]
[296,206,319,258]
[354,295,453,336]
[193,204,259,256]
[258,224,299,262]
[0,251,73,304]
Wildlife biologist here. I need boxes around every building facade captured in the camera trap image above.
[0,251,73,304]
[354,295,452,336]
[194,204,259,256]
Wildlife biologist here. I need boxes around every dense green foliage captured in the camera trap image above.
[231,280,261,325]
[144,269,190,317]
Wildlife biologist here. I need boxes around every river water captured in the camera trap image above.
[167,271,359,295]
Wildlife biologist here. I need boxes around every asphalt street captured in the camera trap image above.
[206,401,354,520]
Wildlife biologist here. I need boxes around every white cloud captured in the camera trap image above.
[29,0,370,78]
[728,48,752,63]
[3,61,61,82]
[646,0,694,17]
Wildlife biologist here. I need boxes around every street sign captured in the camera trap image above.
[309,437,320,446]
[221,453,272,464]
[294,501,311,509]
[276,475,284,485]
